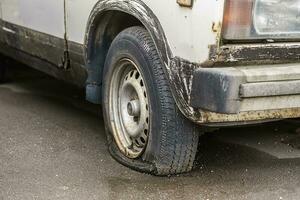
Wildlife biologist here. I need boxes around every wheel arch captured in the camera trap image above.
[84,0,172,104]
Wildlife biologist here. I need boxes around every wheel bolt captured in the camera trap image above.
[127,100,140,116]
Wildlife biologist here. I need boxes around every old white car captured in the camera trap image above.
[0,0,300,175]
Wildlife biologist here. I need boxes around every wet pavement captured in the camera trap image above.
[0,65,300,200]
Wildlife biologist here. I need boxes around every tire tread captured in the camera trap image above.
[124,27,199,175]
[105,26,200,175]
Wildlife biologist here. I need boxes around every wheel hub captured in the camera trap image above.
[109,58,150,158]
[127,100,140,117]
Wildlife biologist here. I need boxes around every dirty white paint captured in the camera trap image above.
[66,0,225,63]
[0,0,65,38]
[0,0,224,63]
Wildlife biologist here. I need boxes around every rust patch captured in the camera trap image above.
[212,22,222,33]
[200,108,300,124]
[176,0,193,7]
[204,43,300,67]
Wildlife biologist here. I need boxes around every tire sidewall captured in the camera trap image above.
[102,30,164,167]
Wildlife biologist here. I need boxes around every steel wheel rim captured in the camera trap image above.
[109,58,150,158]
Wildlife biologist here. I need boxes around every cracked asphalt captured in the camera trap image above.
[0,64,300,200]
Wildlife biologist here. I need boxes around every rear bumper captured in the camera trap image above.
[191,63,300,117]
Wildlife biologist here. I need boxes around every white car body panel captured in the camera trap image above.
[0,0,224,63]
[1,0,65,38]
[66,0,224,63]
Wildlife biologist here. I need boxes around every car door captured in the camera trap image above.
[0,0,66,67]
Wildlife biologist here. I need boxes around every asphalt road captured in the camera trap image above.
[1,64,300,200]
